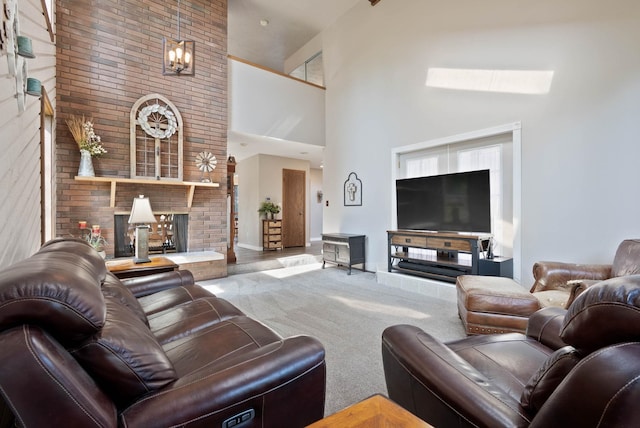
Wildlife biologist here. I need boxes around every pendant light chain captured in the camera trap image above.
[176,0,181,40]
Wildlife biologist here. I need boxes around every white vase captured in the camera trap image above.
[78,149,95,177]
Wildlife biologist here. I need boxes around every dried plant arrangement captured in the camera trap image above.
[65,115,106,157]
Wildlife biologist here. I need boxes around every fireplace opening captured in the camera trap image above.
[114,213,188,258]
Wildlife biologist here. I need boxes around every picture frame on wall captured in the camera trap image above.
[344,172,362,206]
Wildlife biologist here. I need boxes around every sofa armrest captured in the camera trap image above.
[563,279,602,308]
[530,342,640,427]
[530,261,611,292]
[526,307,567,350]
[382,325,529,428]
[120,270,195,297]
[0,326,117,427]
[119,335,326,428]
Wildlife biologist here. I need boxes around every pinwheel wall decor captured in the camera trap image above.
[195,151,217,182]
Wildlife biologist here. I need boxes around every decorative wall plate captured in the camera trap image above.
[137,103,178,139]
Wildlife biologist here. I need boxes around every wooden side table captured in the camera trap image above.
[478,256,514,278]
[307,394,432,427]
[106,256,178,279]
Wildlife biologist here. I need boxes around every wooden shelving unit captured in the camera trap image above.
[74,176,219,208]
[262,219,283,250]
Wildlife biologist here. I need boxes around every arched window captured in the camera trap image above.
[130,94,183,181]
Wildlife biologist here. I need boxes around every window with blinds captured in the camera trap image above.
[398,133,513,257]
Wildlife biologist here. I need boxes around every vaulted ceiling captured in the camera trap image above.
[227,0,365,168]
[228,0,360,72]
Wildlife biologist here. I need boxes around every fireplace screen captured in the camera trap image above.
[114,213,188,258]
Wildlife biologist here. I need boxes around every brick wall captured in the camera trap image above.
[55,0,228,271]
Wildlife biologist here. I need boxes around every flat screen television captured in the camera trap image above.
[396,169,491,233]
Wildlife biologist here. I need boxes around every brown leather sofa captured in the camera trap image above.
[382,274,640,427]
[0,238,326,427]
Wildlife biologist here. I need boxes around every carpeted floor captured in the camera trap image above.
[198,263,466,416]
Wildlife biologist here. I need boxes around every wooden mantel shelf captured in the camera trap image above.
[74,176,220,208]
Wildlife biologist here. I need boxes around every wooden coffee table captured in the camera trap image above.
[106,256,178,279]
[307,394,433,428]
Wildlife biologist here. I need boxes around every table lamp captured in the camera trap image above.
[128,195,157,263]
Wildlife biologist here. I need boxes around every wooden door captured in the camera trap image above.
[282,169,306,247]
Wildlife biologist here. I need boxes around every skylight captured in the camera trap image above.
[426,68,554,94]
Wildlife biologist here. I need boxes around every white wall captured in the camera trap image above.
[229,59,325,147]
[0,0,56,269]
[321,0,640,282]
[309,167,324,241]
[236,154,311,250]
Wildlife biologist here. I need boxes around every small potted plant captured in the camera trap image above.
[86,225,108,258]
[258,201,280,219]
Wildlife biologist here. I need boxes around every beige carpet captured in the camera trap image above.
[198,263,466,416]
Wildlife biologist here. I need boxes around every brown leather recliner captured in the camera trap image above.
[0,238,326,427]
[531,238,640,308]
[382,275,640,427]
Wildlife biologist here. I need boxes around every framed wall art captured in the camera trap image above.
[344,172,362,206]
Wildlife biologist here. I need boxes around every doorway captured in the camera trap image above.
[40,88,55,243]
[282,168,306,247]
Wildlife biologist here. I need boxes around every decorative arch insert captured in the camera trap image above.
[344,172,362,206]
[130,94,183,181]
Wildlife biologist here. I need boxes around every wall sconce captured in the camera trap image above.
[317,190,323,203]
[16,36,35,58]
[26,77,41,97]
[128,195,157,263]
[163,0,195,76]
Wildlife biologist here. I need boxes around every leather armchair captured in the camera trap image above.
[530,238,640,308]
[383,275,640,427]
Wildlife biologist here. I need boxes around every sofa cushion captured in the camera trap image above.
[137,284,215,316]
[71,296,177,406]
[148,297,245,345]
[457,276,541,316]
[520,346,580,413]
[162,316,282,377]
[446,333,552,403]
[532,289,569,308]
[561,275,640,353]
[0,251,105,344]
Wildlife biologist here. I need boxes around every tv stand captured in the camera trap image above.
[387,230,490,283]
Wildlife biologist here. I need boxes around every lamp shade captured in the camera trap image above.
[128,195,157,224]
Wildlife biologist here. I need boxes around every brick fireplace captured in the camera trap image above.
[55,0,229,277]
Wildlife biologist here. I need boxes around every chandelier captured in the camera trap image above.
[163,0,195,76]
